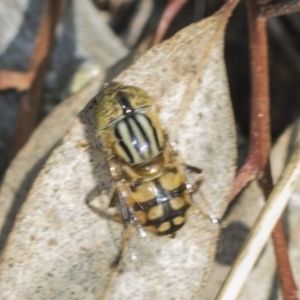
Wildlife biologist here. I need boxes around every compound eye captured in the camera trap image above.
[95,93,124,129]
[94,83,154,129]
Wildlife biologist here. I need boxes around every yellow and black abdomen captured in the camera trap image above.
[128,168,192,236]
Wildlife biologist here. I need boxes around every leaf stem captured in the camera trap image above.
[229,0,298,298]
[230,0,269,200]
[153,0,187,45]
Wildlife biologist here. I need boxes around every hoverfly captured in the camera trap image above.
[90,82,218,255]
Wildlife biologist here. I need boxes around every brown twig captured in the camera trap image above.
[153,0,240,45]
[153,0,187,45]
[230,0,270,200]
[10,0,67,158]
[260,0,300,17]
[0,70,34,91]
[153,0,241,45]
[230,0,298,299]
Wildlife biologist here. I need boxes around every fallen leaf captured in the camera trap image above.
[0,4,237,300]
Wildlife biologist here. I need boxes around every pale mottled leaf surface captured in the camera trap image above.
[0,74,104,250]
[0,8,236,300]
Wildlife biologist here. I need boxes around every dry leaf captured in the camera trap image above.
[0,6,236,300]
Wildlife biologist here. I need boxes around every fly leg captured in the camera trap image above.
[110,208,149,269]
[163,137,219,224]
[86,186,123,222]
[81,142,123,220]
[98,180,151,300]
[100,206,148,300]
[184,165,220,226]
[86,153,127,222]
[183,164,202,187]
[100,215,134,300]
[111,180,149,265]
[110,220,134,268]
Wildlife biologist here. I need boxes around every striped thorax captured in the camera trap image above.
[94,83,192,236]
